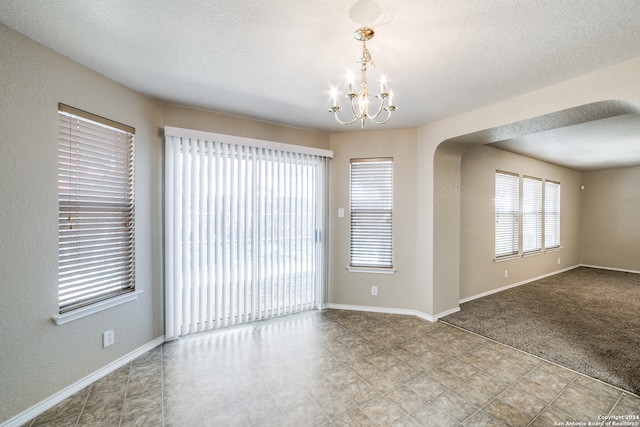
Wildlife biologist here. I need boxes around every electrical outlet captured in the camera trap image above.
[371,285,378,296]
[504,270,508,278]
[103,329,114,348]
[557,258,561,265]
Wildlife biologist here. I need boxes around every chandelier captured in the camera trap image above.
[329,27,396,128]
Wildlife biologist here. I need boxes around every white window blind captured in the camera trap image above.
[164,128,330,339]
[495,171,519,258]
[350,158,393,269]
[545,180,561,249]
[58,104,135,314]
[522,176,542,253]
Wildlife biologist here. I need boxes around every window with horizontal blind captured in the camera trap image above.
[495,171,519,258]
[58,104,135,314]
[349,158,394,269]
[522,176,542,253]
[495,171,562,260]
[545,180,561,249]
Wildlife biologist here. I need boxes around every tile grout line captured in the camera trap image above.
[429,338,547,426]
[335,332,487,425]
[161,345,165,427]
[311,338,423,424]
[414,341,488,425]
[608,393,625,418]
[482,359,545,426]
[437,322,620,426]
[441,319,640,399]
[376,330,491,425]
[72,383,92,427]
[117,361,132,427]
[526,375,579,426]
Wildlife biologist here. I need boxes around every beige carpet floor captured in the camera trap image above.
[442,267,640,395]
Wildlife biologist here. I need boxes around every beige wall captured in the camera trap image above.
[419,57,640,316]
[0,25,164,421]
[580,166,640,270]
[432,143,470,313]
[162,104,330,150]
[459,145,582,300]
[328,129,418,310]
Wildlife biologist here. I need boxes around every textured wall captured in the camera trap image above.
[417,57,640,316]
[162,104,330,150]
[328,129,418,310]
[580,166,640,270]
[459,145,582,300]
[0,24,164,422]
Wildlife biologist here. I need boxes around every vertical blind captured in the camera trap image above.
[58,104,135,313]
[349,158,394,268]
[164,129,330,339]
[522,176,542,253]
[495,171,519,258]
[545,180,561,249]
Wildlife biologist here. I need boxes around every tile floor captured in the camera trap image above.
[23,309,640,426]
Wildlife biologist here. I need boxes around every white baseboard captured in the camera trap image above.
[327,264,636,325]
[460,264,640,305]
[434,306,462,318]
[2,336,165,427]
[580,264,640,274]
[326,303,460,322]
[459,264,583,304]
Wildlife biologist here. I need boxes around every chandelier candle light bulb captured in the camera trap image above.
[328,27,397,128]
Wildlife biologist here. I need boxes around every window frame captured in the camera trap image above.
[494,171,520,259]
[54,104,138,325]
[522,176,543,254]
[544,180,561,250]
[494,171,561,262]
[348,157,395,273]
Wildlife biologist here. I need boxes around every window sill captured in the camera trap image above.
[494,254,520,262]
[346,266,396,275]
[523,250,543,258]
[495,246,563,262]
[53,290,142,325]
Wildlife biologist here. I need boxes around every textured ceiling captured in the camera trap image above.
[490,114,640,171]
[2,0,640,168]
[447,101,640,171]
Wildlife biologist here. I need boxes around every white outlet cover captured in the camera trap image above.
[103,330,114,348]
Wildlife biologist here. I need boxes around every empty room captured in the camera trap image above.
[1,1,640,426]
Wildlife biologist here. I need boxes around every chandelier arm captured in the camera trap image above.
[366,108,393,125]
[348,97,365,120]
[368,95,386,119]
[331,109,360,125]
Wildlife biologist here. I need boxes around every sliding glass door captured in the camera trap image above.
[164,129,330,339]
